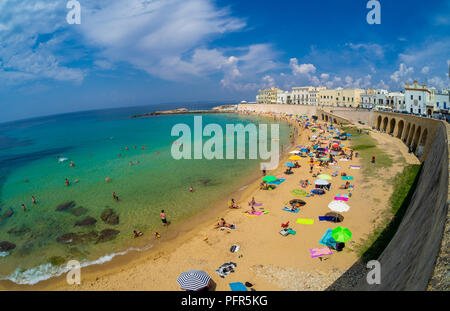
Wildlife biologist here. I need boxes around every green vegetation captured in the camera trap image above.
[355,164,422,262]
[338,125,422,262]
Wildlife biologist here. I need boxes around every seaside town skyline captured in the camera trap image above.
[0,0,449,123]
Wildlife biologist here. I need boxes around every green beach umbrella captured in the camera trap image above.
[263,175,277,182]
[331,227,352,243]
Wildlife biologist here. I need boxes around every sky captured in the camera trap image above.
[0,0,449,123]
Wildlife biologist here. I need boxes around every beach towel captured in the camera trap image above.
[349,165,360,169]
[341,176,354,181]
[216,262,237,278]
[287,228,296,235]
[309,247,333,258]
[245,211,263,217]
[339,159,349,161]
[296,218,314,225]
[334,197,349,202]
[319,216,338,222]
[319,229,337,248]
[253,203,263,206]
[283,207,300,213]
[229,282,248,291]
[268,178,286,185]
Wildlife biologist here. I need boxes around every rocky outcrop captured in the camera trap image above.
[100,208,119,225]
[7,227,30,235]
[96,229,120,243]
[56,201,76,211]
[0,241,16,252]
[74,217,97,227]
[70,206,88,217]
[56,232,98,245]
[1,208,13,219]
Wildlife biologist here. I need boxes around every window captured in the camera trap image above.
[411,95,413,100]
[437,102,439,107]
[419,96,421,100]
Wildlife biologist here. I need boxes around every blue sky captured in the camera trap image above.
[0,0,449,122]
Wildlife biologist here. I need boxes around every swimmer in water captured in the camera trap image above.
[189,186,194,192]
[22,204,26,212]
[129,161,133,166]
[70,161,75,167]
[32,196,37,205]
[65,178,70,187]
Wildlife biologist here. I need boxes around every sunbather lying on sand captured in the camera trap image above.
[217,218,234,229]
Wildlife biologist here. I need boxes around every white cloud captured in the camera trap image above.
[289,58,316,75]
[390,63,414,83]
[421,66,430,74]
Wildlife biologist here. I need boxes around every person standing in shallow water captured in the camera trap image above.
[31,196,37,205]
[160,210,168,226]
[21,204,26,212]
[65,178,70,187]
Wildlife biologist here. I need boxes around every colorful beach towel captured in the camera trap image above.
[349,165,361,169]
[319,229,337,248]
[291,189,309,197]
[245,211,263,217]
[309,247,333,258]
[341,176,354,181]
[253,203,263,207]
[268,178,286,185]
[296,218,314,225]
[287,228,296,235]
[334,195,349,202]
[283,207,300,213]
[229,282,248,291]
[319,216,338,222]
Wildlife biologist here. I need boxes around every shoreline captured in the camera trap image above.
[0,112,296,290]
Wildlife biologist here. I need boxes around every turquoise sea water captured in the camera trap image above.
[0,104,290,284]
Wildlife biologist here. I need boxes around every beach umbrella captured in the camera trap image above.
[317,148,326,152]
[285,162,295,168]
[289,155,301,161]
[314,179,330,186]
[289,150,300,154]
[300,148,309,153]
[311,188,325,195]
[177,270,211,291]
[331,227,352,243]
[263,175,277,182]
[325,212,344,223]
[328,201,350,213]
[289,199,306,206]
[318,174,332,180]
[332,144,340,148]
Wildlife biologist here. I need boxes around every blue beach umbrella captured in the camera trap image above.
[300,148,309,153]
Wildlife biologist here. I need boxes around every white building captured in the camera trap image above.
[387,92,405,112]
[291,86,325,105]
[276,90,292,104]
[429,88,449,114]
[405,81,433,115]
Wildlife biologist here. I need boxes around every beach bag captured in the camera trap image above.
[335,243,345,252]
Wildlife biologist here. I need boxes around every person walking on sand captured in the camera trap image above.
[160,210,168,226]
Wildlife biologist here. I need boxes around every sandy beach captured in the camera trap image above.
[1,111,419,291]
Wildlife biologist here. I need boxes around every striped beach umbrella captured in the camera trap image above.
[177,270,211,291]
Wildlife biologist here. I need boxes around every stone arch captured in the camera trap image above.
[396,120,404,138]
[376,115,382,129]
[403,123,411,142]
[325,115,329,122]
[382,117,389,132]
[389,118,396,135]
[407,124,416,146]
[412,126,422,152]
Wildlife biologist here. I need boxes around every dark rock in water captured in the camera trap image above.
[96,229,120,243]
[199,179,212,185]
[48,256,66,266]
[70,206,88,217]
[101,208,119,225]
[1,208,13,219]
[56,201,76,211]
[56,231,98,245]
[74,217,97,227]
[0,241,16,252]
[7,227,30,235]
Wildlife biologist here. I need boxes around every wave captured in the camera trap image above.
[0,244,153,285]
